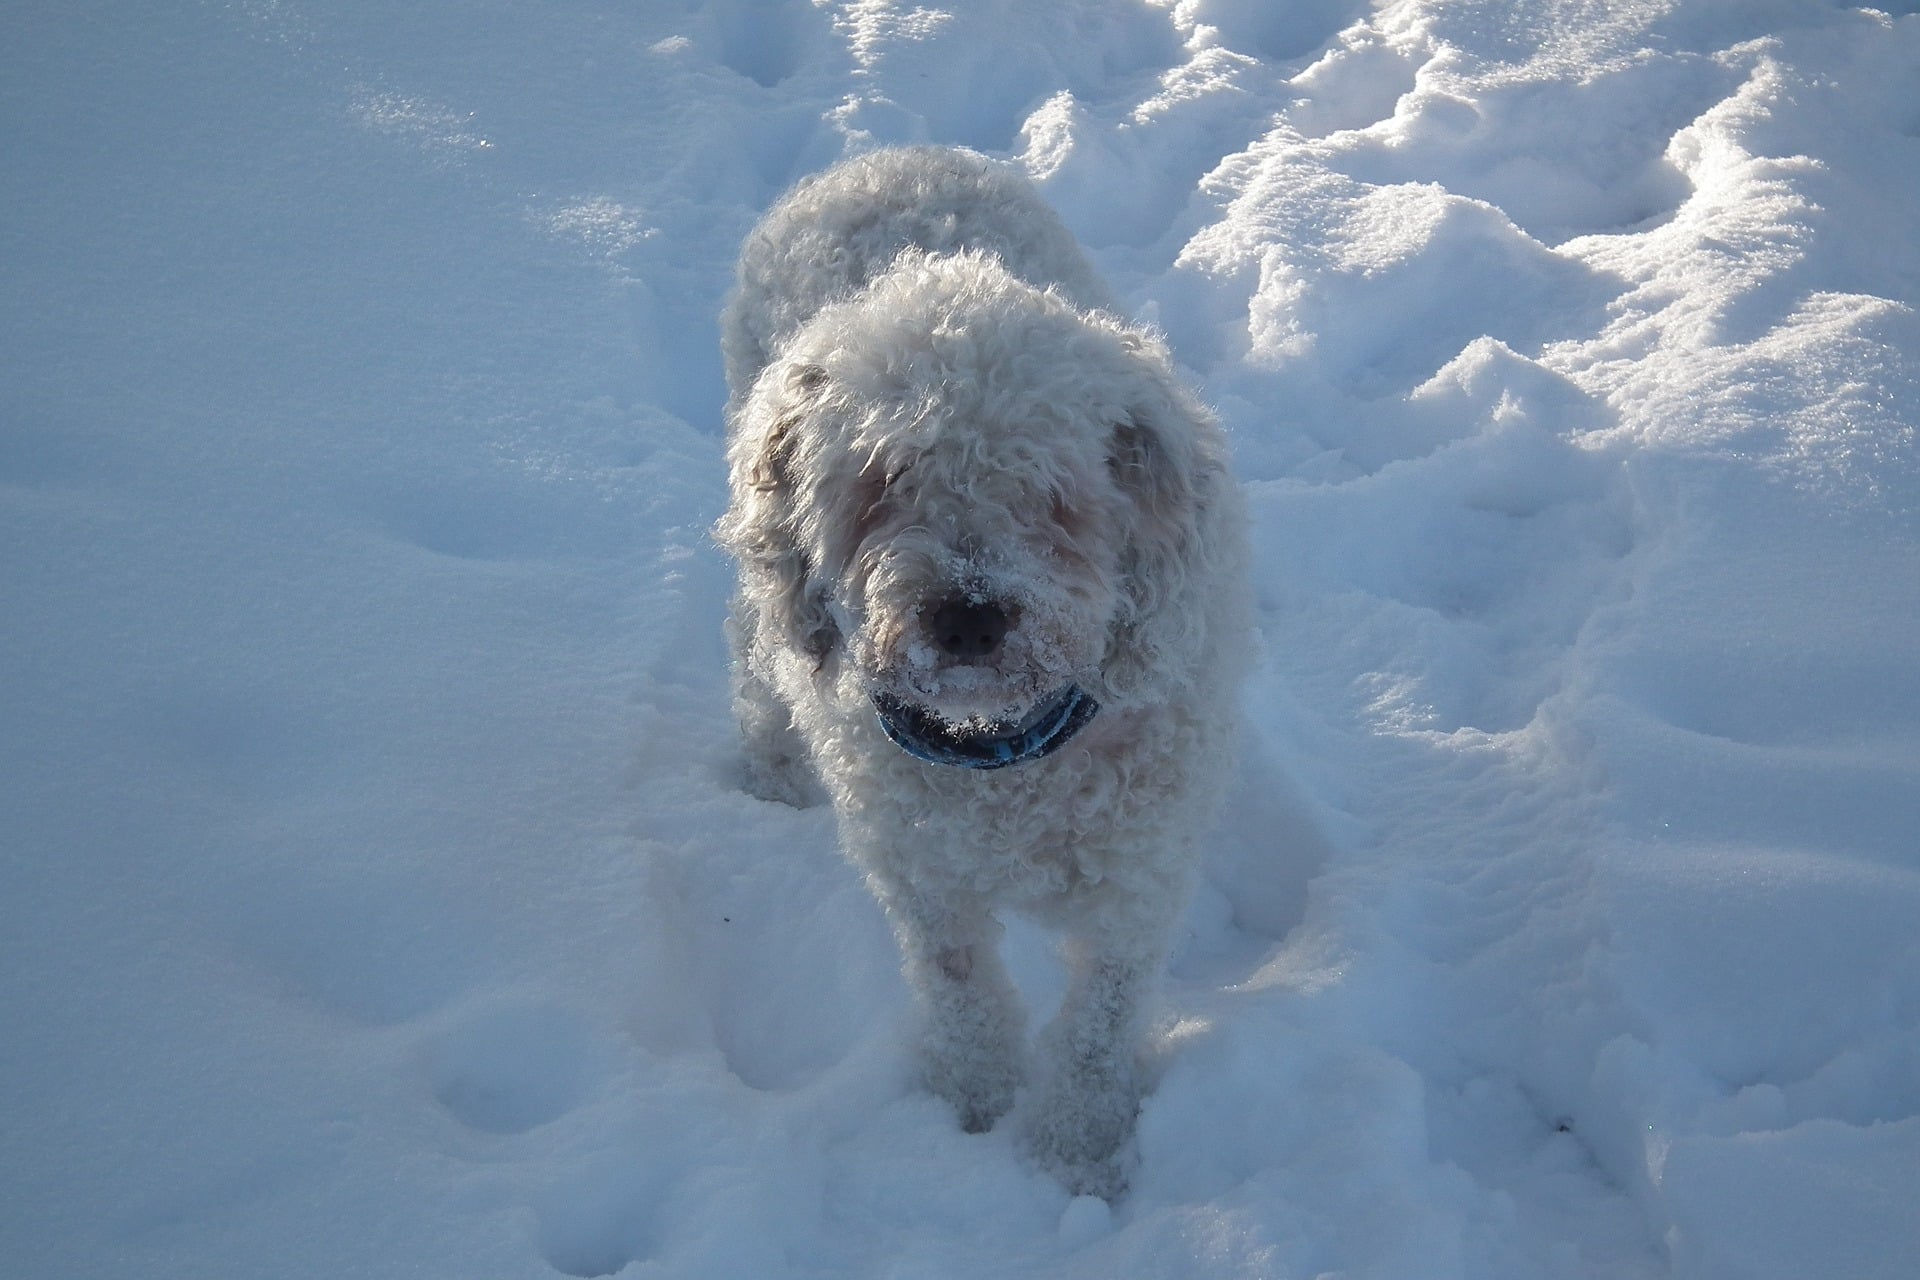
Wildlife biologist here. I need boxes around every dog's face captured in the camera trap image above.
[820,390,1126,727]
[721,253,1217,748]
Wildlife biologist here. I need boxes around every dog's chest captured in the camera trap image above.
[899,751,1142,897]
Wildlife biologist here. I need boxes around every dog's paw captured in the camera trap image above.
[955,1090,1016,1136]
[925,1049,1022,1134]
[1024,1061,1141,1199]
[922,1005,1024,1133]
[1026,1119,1132,1200]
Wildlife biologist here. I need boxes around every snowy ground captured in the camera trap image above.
[4,1,1918,1276]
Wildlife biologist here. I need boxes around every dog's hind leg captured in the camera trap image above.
[727,608,821,807]
[875,885,1027,1134]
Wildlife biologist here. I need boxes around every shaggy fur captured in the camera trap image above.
[716,146,1250,1198]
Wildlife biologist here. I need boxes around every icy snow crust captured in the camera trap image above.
[3,1,1917,1277]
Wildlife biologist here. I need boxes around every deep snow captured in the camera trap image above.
[3,1,1917,1277]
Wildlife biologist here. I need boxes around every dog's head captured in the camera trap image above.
[718,251,1228,764]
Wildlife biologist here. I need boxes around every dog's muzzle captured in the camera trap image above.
[872,685,1099,770]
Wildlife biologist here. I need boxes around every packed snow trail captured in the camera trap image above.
[3,1,1917,1277]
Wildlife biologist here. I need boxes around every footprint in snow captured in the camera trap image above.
[426,1003,601,1135]
[532,1152,664,1278]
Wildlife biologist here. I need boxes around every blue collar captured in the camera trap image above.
[873,685,1099,770]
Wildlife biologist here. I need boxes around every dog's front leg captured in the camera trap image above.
[1028,932,1165,1198]
[875,884,1027,1134]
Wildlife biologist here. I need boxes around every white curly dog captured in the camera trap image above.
[717,146,1249,1198]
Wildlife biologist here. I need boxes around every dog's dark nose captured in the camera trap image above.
[928,599,1009,659]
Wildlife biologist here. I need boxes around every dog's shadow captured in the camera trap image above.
[1178,728,1334,980]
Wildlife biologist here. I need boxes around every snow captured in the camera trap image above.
[3,0,1917,1276]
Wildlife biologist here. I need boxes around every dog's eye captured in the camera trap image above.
[858,454,914,488]
[852,472,893,540]
[1048,486,1090,539]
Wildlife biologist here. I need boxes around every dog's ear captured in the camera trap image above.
[740,362,826,489]
[1103,377,1231,693]
[718,360,840,663]
[1109,412,1198,541]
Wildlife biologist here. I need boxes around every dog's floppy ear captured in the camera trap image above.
[717,360,840,663]
[1103,371,1230,693]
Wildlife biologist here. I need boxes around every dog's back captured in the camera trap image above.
[721,147,1118,405]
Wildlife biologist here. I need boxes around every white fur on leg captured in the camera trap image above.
[1026,943,1161,1197]
[883,893,1027,1133]
[728,610,822,807]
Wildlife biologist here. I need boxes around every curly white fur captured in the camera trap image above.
[716,146,1250,1198]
